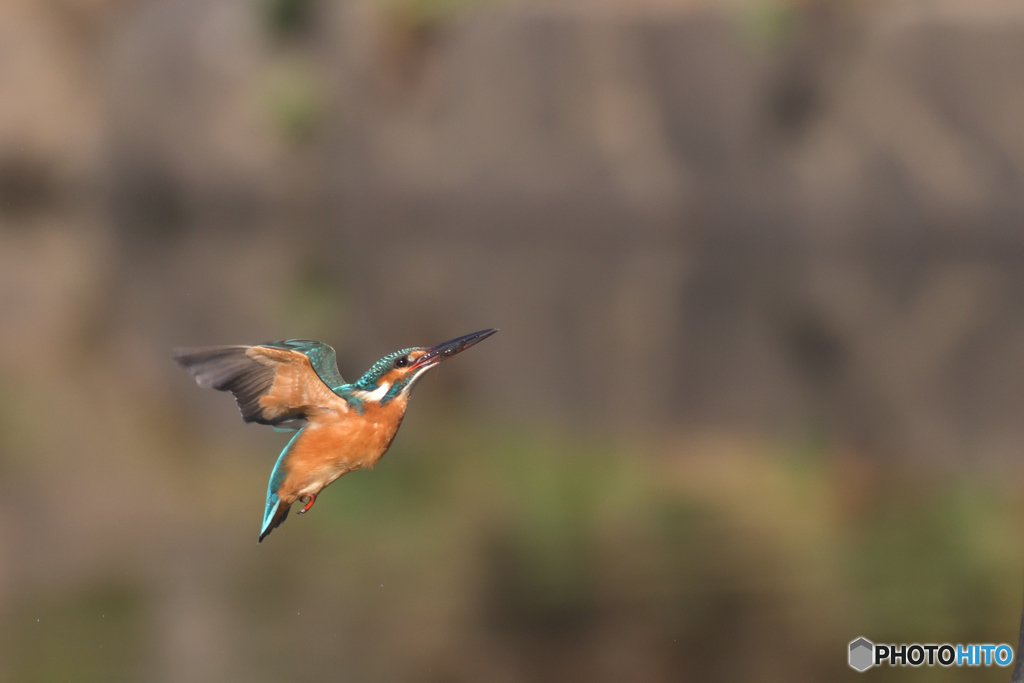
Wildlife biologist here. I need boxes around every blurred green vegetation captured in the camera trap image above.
[260,0,317,37]
[224,419,1024,681]
[262,57,324,144]
[3,376,1023,680]
[260,0,496,39]
[382,0,493,28]
[737,0,803,49]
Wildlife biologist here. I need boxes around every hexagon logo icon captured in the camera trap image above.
[849,637,874,672]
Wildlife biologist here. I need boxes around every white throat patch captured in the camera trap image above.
[356,382,390,402]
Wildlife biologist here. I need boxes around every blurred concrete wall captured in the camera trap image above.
[4,0,1024,461]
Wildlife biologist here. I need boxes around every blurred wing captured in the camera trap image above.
[173,342,346,425]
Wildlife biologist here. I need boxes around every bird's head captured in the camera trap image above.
[348,329,498,407]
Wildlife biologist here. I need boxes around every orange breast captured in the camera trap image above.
[276,396,409,502]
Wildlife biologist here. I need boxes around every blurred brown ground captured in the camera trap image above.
[3,0,1024,681]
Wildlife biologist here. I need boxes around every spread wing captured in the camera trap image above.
[173,340,347,425]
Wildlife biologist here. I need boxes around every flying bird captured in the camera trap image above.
[173,329,497,542]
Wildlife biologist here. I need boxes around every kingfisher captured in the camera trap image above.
[173,329,497,542]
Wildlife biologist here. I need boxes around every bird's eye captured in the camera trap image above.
[395,356,409,368]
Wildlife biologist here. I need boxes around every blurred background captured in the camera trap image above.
[3,0,1024,680]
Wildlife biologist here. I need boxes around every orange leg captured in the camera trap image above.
[298,494,317,514]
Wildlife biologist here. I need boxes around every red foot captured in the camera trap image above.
[298,494,317,514]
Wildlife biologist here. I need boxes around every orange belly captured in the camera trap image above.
[276,398,407,503]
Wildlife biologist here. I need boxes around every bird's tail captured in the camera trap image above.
[259,496,291,543]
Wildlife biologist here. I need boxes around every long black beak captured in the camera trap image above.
[411,328,498,369]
